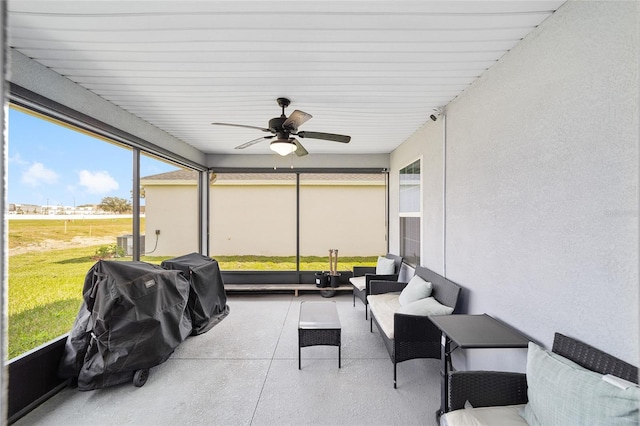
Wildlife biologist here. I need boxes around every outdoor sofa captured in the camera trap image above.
[367,265,462,388]
[350,253,403,319]
[441,332,639,425]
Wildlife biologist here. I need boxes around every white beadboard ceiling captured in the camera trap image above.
[7,1,565,156]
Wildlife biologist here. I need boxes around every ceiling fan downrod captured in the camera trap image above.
[277,97,290,116]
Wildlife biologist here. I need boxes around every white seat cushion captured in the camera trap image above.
[349,275,367,291]
[440,404,527,426]
[367,292,401,339]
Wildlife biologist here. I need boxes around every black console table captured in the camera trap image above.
[429,314,530,415]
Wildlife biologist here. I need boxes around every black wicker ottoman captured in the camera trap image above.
[298,301,341,369]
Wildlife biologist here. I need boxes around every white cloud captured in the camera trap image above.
[9,152,29,165]
[22,162,59,186]
[78,170,119,194]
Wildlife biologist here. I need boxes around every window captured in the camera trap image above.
[140,155,197,259]
[7,106,197,359]
[209,173,297,270]
[299,173,386,271]
[209,172,387,271]
[399,159,421,266]
[7,106,134,358]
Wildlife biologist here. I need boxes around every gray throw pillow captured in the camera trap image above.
[519,342,640,426]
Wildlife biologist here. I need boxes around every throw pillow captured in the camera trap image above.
[375,256,396,275]
[398,274,432,306]
[520,342,640,426]
[396,296,453,316]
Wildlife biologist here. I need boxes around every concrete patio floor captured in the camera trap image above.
[15,293,442,426]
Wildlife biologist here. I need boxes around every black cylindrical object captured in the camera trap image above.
[330,273,341,288]
[315,272,329,288]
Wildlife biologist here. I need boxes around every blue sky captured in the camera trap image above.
[8,108,179,207]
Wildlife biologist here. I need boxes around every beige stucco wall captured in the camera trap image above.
[143,184,199,256]
[143,178,386,257]
[210,184,297,256]
[299,185,386,256]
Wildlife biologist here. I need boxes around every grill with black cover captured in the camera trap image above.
[161,252,230,335]
[59,260,192,390]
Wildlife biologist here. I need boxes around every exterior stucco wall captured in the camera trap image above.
[144,181,386,257]
[143,185,199,256]
[210,184,297,257]
[299,185,386,257]
[390,1,639,369]
[211,183,386,257]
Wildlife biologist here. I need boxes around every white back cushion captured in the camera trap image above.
[375,256,395,275]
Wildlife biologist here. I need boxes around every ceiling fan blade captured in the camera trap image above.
[283,110,312,131]
[234,135,274,150]
[296,131,351,143]
[293,139,308,157]
[212,122,271,133]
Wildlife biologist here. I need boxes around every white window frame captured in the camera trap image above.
[398,157,422,266]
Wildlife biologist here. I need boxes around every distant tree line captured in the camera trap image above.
[98,197,132,214]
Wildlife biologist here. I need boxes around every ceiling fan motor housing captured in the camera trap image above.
[268,116,290,134]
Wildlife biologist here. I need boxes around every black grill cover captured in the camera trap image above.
[59,260,192,390]
[161,253,229,335]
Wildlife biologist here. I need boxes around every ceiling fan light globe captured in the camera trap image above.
[270,140,297,156]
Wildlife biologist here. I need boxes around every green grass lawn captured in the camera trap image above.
[8,217,134,248]
[9,239,376,359]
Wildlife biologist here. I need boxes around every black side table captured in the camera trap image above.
[429,314,530,416]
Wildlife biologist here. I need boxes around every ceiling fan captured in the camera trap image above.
[211,98,351,157]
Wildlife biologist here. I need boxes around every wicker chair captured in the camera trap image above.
[350,253,403,319]
[446,332,639,412]
[369,266,462,388]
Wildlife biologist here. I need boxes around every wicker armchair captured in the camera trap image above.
[369,266,462,388]
[350,253,403,319]
[446,332,639,412]
[448,371,528,411]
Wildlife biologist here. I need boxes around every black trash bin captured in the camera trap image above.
[59,260,192,390]
[315,271,329,288]
[161,253,230,335]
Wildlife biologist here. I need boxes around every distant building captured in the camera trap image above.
[41,204,101,215]
[8,203,41,214]
[7,203,113,216]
